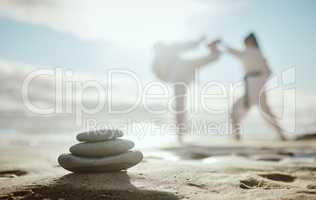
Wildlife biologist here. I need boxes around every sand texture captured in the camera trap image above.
[1,138,316,199]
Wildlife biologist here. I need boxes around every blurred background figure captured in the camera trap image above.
[152,37,221,143]
[0,0,315,146]
[225,33,286,141]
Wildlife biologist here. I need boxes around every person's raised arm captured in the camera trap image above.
[225,45,244,58]
[171,36,206,52]
[207,39,221,61]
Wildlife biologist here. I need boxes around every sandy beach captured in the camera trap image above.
[1,134,316,200]
[0,1,315,199]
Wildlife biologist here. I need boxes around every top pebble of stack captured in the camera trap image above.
[76,129,124,142]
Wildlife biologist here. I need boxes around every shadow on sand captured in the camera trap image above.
[8,172,179,200]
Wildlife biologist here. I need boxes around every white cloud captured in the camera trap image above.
[0,0,248,45]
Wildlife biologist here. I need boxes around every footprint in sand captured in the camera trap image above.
[307,184,316,190]
[0,170,27,178]
[258,173,296,183]
[239,173,296,190]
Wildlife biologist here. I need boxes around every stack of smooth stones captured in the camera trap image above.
[58,129,143,173]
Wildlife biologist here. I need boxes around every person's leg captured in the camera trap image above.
[231,96,249,140]
[259,92,286,141]
[174,83,188,144]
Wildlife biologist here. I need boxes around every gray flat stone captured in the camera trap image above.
[58,151,143,173]
[70,139,134,157]
[76,129,124,142]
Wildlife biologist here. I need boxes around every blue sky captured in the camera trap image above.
[0,0,315,136]
[0,0,315,90]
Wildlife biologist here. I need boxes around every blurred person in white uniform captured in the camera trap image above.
[152,37,221,143]
[225,33,286,141]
